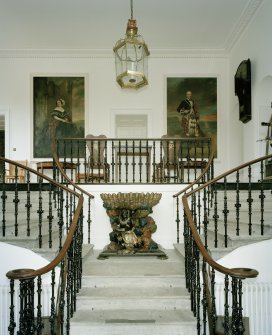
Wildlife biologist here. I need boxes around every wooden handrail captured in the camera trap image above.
[184,153,272,198]
[173,143,215,198]
[182,196,258,279]
[51,150,94,199]
[180,154,272,280]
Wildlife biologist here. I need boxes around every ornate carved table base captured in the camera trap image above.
[98,193,167,260]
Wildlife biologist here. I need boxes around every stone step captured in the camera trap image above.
[69,249,195,335]
[206,220,272,236]
[82,274,186,289]
[76,286,190,311]
[70,309,197,335]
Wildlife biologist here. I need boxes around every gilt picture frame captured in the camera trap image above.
[32,75,86,159]
[166,76,218,157]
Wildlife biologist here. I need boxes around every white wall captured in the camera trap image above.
[230,0,272,162]
[0,52,230,175]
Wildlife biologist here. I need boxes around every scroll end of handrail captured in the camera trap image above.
[6,268,36,280]
[230,267,259,279]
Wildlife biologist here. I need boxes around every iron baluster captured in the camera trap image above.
[176,196,180,243]
[98,140,101,183]
[58,189,64,251]
[36,276,44,335]
[203,187,209,249]
[197,189,202,232]
[259,160,265,235]
[195,244,201,335]
[111,140,115,183]
[235,171,241,236]
[1,173,7,236]
[132,140,136,183]
[159,139,163,183]
[125,140,129,183]
[201,260,208,335]
[8,279,16,335]
[223,177,229,248]
[47,187,54,248]
[210,268,217,334]
[231,277,244,335]
[65,190,69,231]
[237,279,245,334]
[247,165,253,235]
[224,275,230,335]
[139,140,142,183]
[25,170,31,237]
[145,140,149,183]
[49,269,56,335]
[87,196,91,244]
[152,140,156,182]
[213,184,218,248]
[104,139,109,183]
[37,179,44,248]
[58,259,66,335]
[191,241,197,316]
[76,139,80,183]
[13,167,20,236]
[17,278,36,335]
[183,212,190,289]
[66,251,73,335]
[118,140,122,183]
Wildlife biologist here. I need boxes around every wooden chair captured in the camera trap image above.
[5,160,28,183]
[77,135,110,183]
[155,135,183,182]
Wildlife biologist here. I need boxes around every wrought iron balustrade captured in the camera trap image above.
[0,157,93,335]
[55,136,213,184]
[173,153,272,334]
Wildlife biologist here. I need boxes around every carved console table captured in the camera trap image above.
[99,192,167,259]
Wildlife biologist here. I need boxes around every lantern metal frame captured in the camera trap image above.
[113,0,150,89]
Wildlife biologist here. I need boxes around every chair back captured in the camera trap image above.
[161,135,180,164]
[86,134,107,164]
[6,160,27,182]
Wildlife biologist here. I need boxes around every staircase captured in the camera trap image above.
[205,189,272,260]
[70,248,197,335]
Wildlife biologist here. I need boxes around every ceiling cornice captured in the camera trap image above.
[224,0,263,52]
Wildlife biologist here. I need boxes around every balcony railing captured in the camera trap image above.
[55,136,213,184]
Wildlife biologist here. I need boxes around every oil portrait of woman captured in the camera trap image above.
[33,77,85,158]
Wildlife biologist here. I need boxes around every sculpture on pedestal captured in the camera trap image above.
[99,192,166,258]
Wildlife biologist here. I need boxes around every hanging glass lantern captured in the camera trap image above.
[113,1,150,89]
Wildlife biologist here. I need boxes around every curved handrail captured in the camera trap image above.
[51,142,94,199]
[184,153,272,198]
[182,196,258,279]
[1,156,85,333]
[173,143,215,198]
[181,153,272,279]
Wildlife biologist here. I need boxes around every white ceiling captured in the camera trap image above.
[0,0,263,54]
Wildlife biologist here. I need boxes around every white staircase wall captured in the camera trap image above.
[215,238,272,335]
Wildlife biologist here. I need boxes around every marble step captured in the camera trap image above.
[76,286,190,311]
[70,308,196,335]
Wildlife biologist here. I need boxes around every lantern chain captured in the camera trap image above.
[130,0,134,20]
